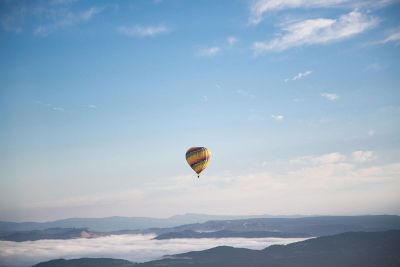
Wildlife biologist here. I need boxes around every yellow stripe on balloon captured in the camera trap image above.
[186,147,211,176]
[193,160,209,174]
[187,150,208,165]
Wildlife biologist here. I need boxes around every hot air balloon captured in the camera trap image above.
[185,147,211,178]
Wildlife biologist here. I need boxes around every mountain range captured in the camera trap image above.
[0,228,99,242]
[149,215,400,237]
[2,215,400,241]
[0,213,289,232]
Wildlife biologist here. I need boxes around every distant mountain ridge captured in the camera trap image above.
[154,230,311,239]
[32,230,400,267]
[0,213,304,232]
[0,228,99,242]
[33,258,132,267]
[149,215,400,237]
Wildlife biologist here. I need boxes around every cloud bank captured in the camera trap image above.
[2,150,399,221]
[0,235,307,267]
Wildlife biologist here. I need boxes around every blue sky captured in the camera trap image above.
[1,0,400,221]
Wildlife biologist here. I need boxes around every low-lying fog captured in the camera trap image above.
[0,234,309,266]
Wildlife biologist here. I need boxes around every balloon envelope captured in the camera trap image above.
[185,147,211,176]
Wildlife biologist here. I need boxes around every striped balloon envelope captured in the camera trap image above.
[185,147,211,178]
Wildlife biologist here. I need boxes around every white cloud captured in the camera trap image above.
[320,92,338,101]
[249,0,395,25]
[249,0,346,24]
[0,235,307,267]
[364,63,383,72]
[52,107,65,111]
[36,101,65,111]
[34,6,102,36]
[352,151,374,162]
[291,152,346,165]
[0,1,104,35]
[198,46,221,57]
[285,70,312,82]
[202,96,209,102]
[227,36,238,46]
[198,37,237,57]
[81,7,100,20]
[252,11,378,53]
[0,12,24,33]
[293,70,312,80]
[368,130,375,136]
[49,0,80,5]
[117,25,171,38]
[236,89,256,99]
[271,114,284,121]
[374,29,400,45]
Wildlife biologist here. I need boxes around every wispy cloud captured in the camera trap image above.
[0,6,25,33]
[293,70,312,80]
[249,0,395,25]
[36,101,65,112]
[368,129,375,136]
[227,36,238,47]
[373,28,400,46]
[0,1,102,35]
[236,89,255,99]
[250,0,345,25]
[49,0,80,5]
[285,70,312,82]
[352,150,374,162]
[291,152,347,165]
[34,6,103,36]
[252,11,378,54]
[36,101,97,112]
[320,92,338,101]
[198,46,221,57]
[271,114,284,121]
[198,37,237,57]
[117,25,171,38]
[364,63,383,72]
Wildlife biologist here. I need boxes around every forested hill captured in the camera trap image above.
[138,230,400,267]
